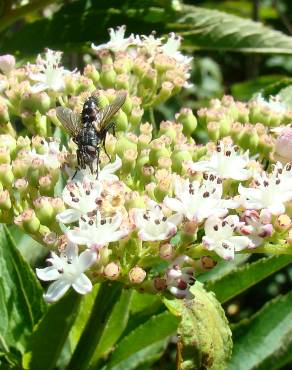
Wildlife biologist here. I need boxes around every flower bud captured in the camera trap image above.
[129,107,144,127]
[157,156,172,170]
[12,158,30,178]
[152,81,173,105]
[129,266,146,284]
[258,134,274,157]
[98,49,113,65]
[0,134,16,152]
[21,92,51,114]
[0,147,10,164]
[0,164,14,188]
[116,74,130,91]
[274,128,292,164]
[275,214,291,233]
[159,243,173,260]
[27,158,45,187]
[153,277,167,291]
[16,136,31,151]
[21,209,41,234]
[50,197,65,216]
[137,134,151,152]
[149,139,170,166]
[84,64,100,84]
[76,76,95,95]
[207,121,220,141]
[171,149,192,174]
[104,262,120,280]
[33,196,55,225]
[140,122,152,135]
[200,256,217,270]
[0,54,15,75]
[0,190,11,210]
[100,64,116,88]
[181,220,198,244]
[176,108,197,137]
[14,178,28,195]
[115,110,128,131]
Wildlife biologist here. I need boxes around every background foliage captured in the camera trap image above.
[0,0,292,369]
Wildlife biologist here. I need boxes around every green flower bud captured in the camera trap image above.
[115,74,130,91]
[129,107,144,127]
[171,149,192,174]
[137,134,152,152]
[115,110,128,131]
[35,112,48,136]
[258,134,274,157]
[157,156,172,170]
[141,68,157,90]
[0,147,10,164]
[100,64,116,88]
[154,178,172,202]
[219,117,231,137]
[84,64,100,84]
[275,214,291,233]
[141,165,155,185]
[176,108,197,137]
[125,191,145,209]
[64,74,79,95]
[76,76,95,95]
[0,164,14,188]
[115,136,137,159]
[12,158,29,178]
[152,81,173,105]
[21,209,40,234]
[0,190,11,210]
[238,125,259,153]
[27,158,45,187]
[192,145,207,161]
[149,139,171,166]
[39,175,55,196]
[122,148,138,173]
[159,243,173,260]
[114,59,130,74]
[16,136,31,151]
[50,197,65,217]
[33,196,55,225]
[134,155,150,182]
[14,178,28,196]
[98,49,113,66]
[139,122,152,135]
[21,92,51,114]
[122,94,133,116]
[207,121,220,141]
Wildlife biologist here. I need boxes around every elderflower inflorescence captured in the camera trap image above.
[0,26,291,303]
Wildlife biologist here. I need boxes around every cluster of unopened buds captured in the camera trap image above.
[0,26,291,303]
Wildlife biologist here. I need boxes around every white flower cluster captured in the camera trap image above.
[36,140,292,302]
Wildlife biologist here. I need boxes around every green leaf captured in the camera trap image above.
[68,282,132,370]
[231,75,287,101]
[23,290,82,370]
[0,224,46,365]
[164,282,232,370]
[228,291,292,370]
[176,5,292,54]
[205,255,292,303]
[106,311,180,370]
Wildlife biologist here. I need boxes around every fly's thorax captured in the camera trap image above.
[81,96,99,124]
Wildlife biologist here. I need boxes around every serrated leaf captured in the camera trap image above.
[106,311,180,370]
[22,291,82,370]
[164,282,232,370]
[176,5,292,54]
[228,291,292,370]
[0,225,46,365]
[205,255,292,303]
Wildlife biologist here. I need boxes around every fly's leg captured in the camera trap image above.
[72,149,81,180]
[95,147,100,179]
[102,135,111,162]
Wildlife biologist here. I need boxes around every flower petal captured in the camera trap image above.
[44,280,71,303]
[36,266,60,281]
[56,209,80,224]
[72,274,92,294]
[78,250,97,271]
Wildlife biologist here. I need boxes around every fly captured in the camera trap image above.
[56,91,127,179]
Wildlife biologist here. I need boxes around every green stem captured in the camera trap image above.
[0,0,59,32]
[149,107,157,136]
[67,282,123,370]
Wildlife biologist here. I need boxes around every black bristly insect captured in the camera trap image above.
[56,91,127,179]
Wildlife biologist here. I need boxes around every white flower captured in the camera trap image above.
[203,215,251,260]
[253,94,287,114]
[92,25,138,52]
[67,211,128,249]
[29,49,71,93]
[239,163,292,215]
[164,174,238,223]
[191,141,251,181]
[68,156,122,183]
[36,243,96,302]
[57,180,102,224]
[141,33,163,55]
[133,201,182,241]
[274,128,292,164]
[31,140,66,169]
[161,32,192,65]
[239,209,273,247]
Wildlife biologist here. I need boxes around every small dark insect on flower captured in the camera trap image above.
[56,91,127,178]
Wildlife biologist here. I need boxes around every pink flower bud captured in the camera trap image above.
[275,128,292,163]
[0,54,15,74]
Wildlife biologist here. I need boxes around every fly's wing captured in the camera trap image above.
[56,107,82,137]
[93,91,127,133]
